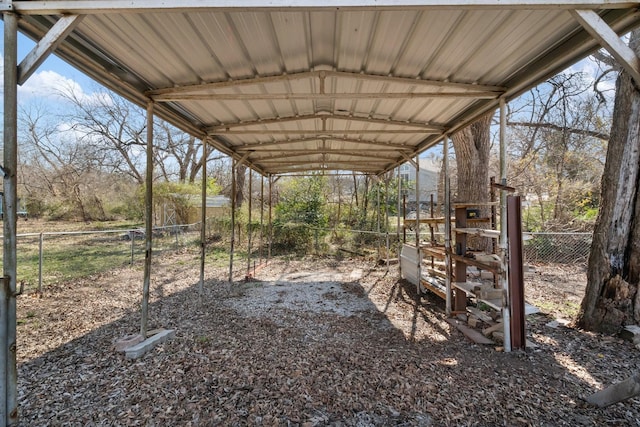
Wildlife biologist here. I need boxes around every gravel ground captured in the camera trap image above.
[16,251,640,426]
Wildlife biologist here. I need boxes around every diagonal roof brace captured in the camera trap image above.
[400,152,418,169]
[571,9,640,87]
[17,14,84,85]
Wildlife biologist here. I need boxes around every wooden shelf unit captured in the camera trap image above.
[453,204,503,313]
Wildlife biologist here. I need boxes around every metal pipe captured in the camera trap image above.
[499,98,511,352]
[38,233,44,293]
[385,175,390,272]
[268,175,273,262]
[130,232,135,266]
[376,182,381,261]
[247,168,253,276]
[397,167,402,275]
[229,159,236,282]
[140,101,154,339]
[3,12,18,425]
[415,155,421,294]
[260,175,264,264]
[199,138,208,295]
[443,136,452,317]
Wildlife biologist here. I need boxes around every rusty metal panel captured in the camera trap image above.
[507,195,526,351]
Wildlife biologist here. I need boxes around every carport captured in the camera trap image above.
[3,1,640,424]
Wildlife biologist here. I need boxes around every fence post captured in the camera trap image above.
[130,232,135,266]
[38,232,44,293]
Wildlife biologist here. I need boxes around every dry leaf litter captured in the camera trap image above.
[16,252,640,426]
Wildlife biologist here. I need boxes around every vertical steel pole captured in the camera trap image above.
[229,159,236,282]
[385,175,390,272]
[376,181,381,261]
[199,139,208,295]
[247,168,253,276]
[140,101,154,339]
[3,12,18,425]
[38,233,44,293]
[443,136,452,317]
[397,167,402,275]
[130,233,135,266]
[500,98,511,352]
[260,175,264,264]
[415,156,421,294]
[268,175,273,262]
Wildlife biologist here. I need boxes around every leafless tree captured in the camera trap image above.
[578,29,640,333]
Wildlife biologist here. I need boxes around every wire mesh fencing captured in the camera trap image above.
[523,232,592,265]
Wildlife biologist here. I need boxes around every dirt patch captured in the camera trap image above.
[16,253,640,426]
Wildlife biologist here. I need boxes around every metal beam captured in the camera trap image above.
[150,69,504,97]
[256,159,387,166]
[17,14,84,85]
[237,147,406,153]
[211,129,433,135]
[154,90,499,102]
[7,1,636,15]
[571,9,640,86]
[232,137,413,150]
[250,150,400,161]
[208,113,444,132]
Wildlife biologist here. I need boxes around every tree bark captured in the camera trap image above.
[452,112,492,204]
[451,112,493,251]
[578,30,640,333]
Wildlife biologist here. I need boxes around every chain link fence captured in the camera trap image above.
[523,232,592,265]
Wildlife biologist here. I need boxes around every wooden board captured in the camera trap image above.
[445,318,494,345]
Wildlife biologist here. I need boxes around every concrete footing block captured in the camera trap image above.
[125,329,176,359]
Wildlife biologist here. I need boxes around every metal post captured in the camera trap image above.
[376,181,381,261]
[38,233,44,293]
[260,175,264,265]
[140,101,154,339]
[247,168,253,276]
[229,159,236,282]
[500,98,511,352]
[3,12,19,425]
[199,139,208,295]
[507,195,525,350]
[385,175,390,272]
[443,136,452,317]
[397,167,402,275]
[268,175,273,262]
[415,155,421,294]
[130,232,135,266]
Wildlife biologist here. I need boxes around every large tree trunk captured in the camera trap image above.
[451,112,493,251]
[452,112,492,204]
[577,30,640,334]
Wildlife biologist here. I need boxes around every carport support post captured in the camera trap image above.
[247,168,253,276]
[376,180,381,261]
[259,175,264,264]
[199,138,208,295]
[268,175,273,262]
[499,98,512,352]
[415,156,421,294]
[229,159,236,282]
[443,136,452,317]
[140,101,154,339]
[385,175,390,272]
[3,12,18,425]
[397,167,402,275]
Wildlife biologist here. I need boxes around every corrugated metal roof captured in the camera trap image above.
[11,2,640,175]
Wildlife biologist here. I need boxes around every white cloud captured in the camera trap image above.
[17,69,99,104]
